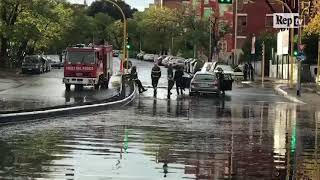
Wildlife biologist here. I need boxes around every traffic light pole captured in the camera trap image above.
[104,0,127,74]
[296,7,309,96]
[297,19,302,96]
[317,38,320,90]
[262,42,265,84]
[233,0,238,66]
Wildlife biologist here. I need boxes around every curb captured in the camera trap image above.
[0,85,136,125]
[274,84,306,104]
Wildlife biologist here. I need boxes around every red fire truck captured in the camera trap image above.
[63,44,113,91]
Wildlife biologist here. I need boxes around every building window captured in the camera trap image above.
[265,14,273,27]
[237,15,247,33]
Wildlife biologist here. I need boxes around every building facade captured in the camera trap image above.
[154,0,301,64]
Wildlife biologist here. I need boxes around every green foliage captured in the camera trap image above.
[87,0,137,20]
[305,1,320,35]
[0,0,230,67]
[240,32,277,64]
[302,33,319,64]
[0,0,74,67]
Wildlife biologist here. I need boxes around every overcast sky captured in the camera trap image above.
[68,0,153,11]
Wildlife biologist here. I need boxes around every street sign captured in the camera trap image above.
[273,13,299,28]
[297,53,306,61]
[298,44,305,52]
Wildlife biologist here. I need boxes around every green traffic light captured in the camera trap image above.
[294,51,298,56]
[126,45,131,49]
[218,0,232,4]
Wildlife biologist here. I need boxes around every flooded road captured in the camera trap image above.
[0,59,121,112]
[1,91,320,179]
[0,60,320,179]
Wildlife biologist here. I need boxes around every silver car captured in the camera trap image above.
[189,72,219,96]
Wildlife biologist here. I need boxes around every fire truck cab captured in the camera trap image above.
[63,44,113,91]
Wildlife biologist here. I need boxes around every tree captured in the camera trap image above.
[0,0,74,67]
[240,32,277,64]
[107,20,124,50]
[138,7,179,54]
[87,0,137,20]
[305,1,320,35]
[302,33,318,64]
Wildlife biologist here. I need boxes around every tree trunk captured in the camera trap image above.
[0,36,8,67]
[16,40,28,67]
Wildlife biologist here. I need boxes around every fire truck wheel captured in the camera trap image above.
[65,84,71,92]
[75,84,83,91]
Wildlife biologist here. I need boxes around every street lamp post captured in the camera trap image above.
[104,0,127,74]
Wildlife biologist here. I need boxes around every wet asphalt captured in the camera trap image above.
[0,59,320,179]
[0,59,121,112]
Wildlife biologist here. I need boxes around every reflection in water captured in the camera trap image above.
[0,101,320,179]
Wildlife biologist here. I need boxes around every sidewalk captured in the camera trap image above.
[275,84,320,106]
[241,77,320,106]
[0,68,21,78]
[257,77,320,106]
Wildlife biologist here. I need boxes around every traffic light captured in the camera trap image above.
[126,36,131,49]
[293,50,298,57]
[218,0,232,4]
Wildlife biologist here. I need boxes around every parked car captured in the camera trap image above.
[113,50,120,57]
[171,57,185,69]
[233,65,244,81]
[162,56,173,67]
[156,55,167,66]
[22,55,47,74]
[189,72,220,96]
[50,58,64,68]
[42,56,52,72]
[212,63,235,79]
[137,52,145,60]
[143,54,155,62]
[201,62,213,73]
[184,58,194,73]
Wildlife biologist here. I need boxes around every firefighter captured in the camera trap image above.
[249,63,254,81]
[243,63,248,81]
[151,63,161,94]
[174,66,184,95]
[167,64,174,98]
[216,67,225,96]
[131,66,147,93]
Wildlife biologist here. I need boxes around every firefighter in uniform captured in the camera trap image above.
[167,64,174,98]
[216,67,225,96]
[151,63,161,94]
[131,66,147,93]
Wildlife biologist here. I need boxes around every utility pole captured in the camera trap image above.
[262,42,265,84]
[209,17,212,62]
[233,0,238,66]
[317,37,320,90]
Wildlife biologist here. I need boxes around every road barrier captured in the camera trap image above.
[0,79,136,124]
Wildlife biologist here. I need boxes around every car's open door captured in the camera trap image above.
[222,74,233,91]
